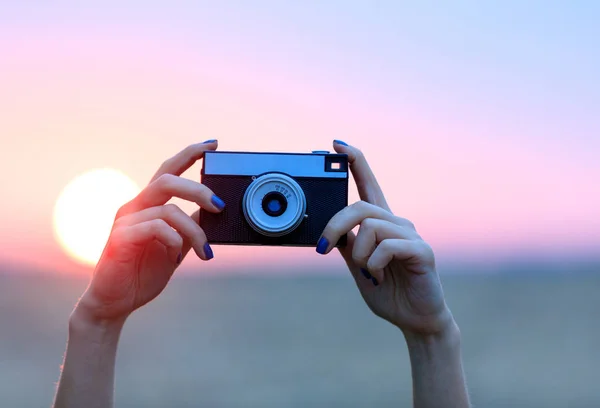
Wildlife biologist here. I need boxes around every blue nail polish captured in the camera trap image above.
[316,237,329,254]
[204,242,214,260]
[360,268,372,279]
[202,139,217,144]
[176,252,182,264]
[333,139,348,146]
[371,277,379,286]
[211,195,226,210]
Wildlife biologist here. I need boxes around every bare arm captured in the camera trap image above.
[53,304,125,408]
[404,320,470,408]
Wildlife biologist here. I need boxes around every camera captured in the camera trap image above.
[199,150,349,247]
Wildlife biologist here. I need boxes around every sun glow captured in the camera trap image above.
[53,169,140,266]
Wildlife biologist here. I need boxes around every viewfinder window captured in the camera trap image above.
[324,155,348,173]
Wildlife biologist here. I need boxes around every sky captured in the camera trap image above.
[1,1,599,274]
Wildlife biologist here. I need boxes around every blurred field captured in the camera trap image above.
[1,264,600,408]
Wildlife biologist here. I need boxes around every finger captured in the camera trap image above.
[367,239,434,279]
[338,231,381,288]
[181,209,201,259]
[317,201,410,254]
[332,140,390,211]
[118,174,225,217]
[352,218,411,270]
[112,219,184,264]
[114,204,212,260]
[150,140,218,183]
[338,231,363,281]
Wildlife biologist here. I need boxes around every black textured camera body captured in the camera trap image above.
[199,151,349,247]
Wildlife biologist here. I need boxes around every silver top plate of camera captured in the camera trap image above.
[203,152,348,179]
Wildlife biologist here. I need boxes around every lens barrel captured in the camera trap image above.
[242,173,306,237]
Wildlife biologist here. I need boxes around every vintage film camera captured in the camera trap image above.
[199,150,349,247]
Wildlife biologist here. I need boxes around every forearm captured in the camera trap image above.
[53,304,126,408]
[404,320,470,408]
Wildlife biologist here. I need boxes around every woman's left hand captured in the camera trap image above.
[316,141,454,336]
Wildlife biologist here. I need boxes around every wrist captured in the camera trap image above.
[69,297,127,340]
[402,310,461,354]
[402,313,470,408]
[56,294,124,408]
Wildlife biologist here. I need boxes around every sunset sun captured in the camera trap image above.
[53,169,140,266]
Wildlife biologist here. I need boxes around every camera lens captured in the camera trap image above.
[262,192,288,217]
[242,173,306,237]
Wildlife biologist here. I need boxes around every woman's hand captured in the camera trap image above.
[318,142,470,407]
[54,140,226,408]
[317,140,453,337]
[76,140,224,323]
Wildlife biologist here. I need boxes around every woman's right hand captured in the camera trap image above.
[75,140,224,323]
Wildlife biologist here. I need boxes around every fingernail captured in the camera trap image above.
[360,268,372,280]
[371,277,379,286]
[333,139,348,146]
[211,195,226,210]
[176,252,182,264]
[203,242,214,260]
[316,237,329,254]
[202,139,217,144]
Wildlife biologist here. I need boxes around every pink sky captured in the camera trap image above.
[1,11,598,274]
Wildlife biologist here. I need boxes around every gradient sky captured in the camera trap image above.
[1,1,598,274]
